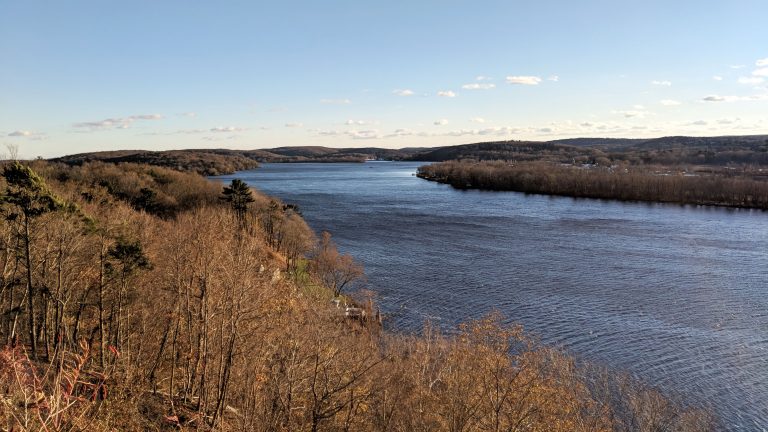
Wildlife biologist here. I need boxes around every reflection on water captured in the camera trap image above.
[217,162,768,431]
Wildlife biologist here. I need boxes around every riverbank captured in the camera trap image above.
[417,160,768,210]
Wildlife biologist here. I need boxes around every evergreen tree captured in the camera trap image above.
[221,179,255,225]
[1,162,64,358]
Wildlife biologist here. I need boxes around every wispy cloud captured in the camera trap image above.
[660,99,682,106]
[752,68,768,77]
[437,90,457,98]
[461,83,495,90]
[210,126,247,133]
[651,80,672,86]
[317,130,344,137]
[284,122,303,128]
[73,114,164,131]
[443,126,521,137]
[8,130,32,137]
[475,75,492,81]
[433,119,449,126]
[506,76,542,85]
[384,128,414,138]
[179,112,197,118]
[547,75,559,82]
[393,89,414,96]
[345,119,373,126]
[757,58,768,67]
[347,129,379,139]
[141,129,208,136]
[202,135,240,142]
[730,65,746,69]
[712,75,723,81]
[613,109,648,118]
[738,76,764,85]
[7,130,47,140]
[470,117,486,123]
[320,98,352,105]
[702,94,768,102]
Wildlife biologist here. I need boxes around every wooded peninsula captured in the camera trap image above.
[414,136,768,209]
[0,158,713,430]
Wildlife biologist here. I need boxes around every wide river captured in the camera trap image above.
[218,162,767,430]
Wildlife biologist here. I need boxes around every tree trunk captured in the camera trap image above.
[23,213,37,359]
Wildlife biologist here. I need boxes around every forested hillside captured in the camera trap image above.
[0,160,712,431]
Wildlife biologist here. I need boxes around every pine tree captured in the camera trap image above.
[220,179,255,226]
[1,162,64,358]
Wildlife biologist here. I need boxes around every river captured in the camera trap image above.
[216,161,768,430]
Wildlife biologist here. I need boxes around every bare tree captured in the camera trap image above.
[310,231,365,297]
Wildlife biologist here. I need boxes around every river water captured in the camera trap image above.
[217,162,768,430]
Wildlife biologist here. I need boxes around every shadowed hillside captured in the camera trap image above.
[0,159,713,431]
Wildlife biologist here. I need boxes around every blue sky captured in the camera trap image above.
[2,0,767,158]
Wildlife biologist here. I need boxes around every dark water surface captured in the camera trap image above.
[217,162,768,430]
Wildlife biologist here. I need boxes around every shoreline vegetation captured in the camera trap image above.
[416,160,768,209]
[0,159,715,430]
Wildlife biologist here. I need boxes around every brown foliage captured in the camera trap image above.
[0,161,714,430]
[418,160,768,209]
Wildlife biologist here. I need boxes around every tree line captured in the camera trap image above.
[417,160,768,209]
[0,159,713,430]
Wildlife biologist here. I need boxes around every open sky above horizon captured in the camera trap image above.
[2,1,768,158]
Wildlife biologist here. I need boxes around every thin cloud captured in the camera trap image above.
[434,119,449,126]
[345,119,371,126]
[651,80,672,86]
[210,126,247,133]
[73,114,164,130]
[393,89,414,96]
[660,99,682,106]
[320,98,352,105]
[285,122,303,128]
[738,76,764,85]
[712,75,723,81]
[8,130,32,137]
[730,65,746,69]
[317,130,344,137]
[8,130,47,140]
[757,58,768,67]
[347,129,379,139]
[384,128,414,138]
[547,75,559,82]
[470,117,486,123]
[461,83,495,90]
[442,126,521,137]
[475,75,492,81]
[702,94,768,102]
[179,112,197,118]
[437,90,457,98]
[131,114,163,120]
[613,110,647,118]
[752,68,768,77]
[506,76,542,85]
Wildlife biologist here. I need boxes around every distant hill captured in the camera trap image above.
[52,146,422,174]
[53,149,261,176]
[51,134,768,175]
[408,140,601,162]
[407,134,768,165]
